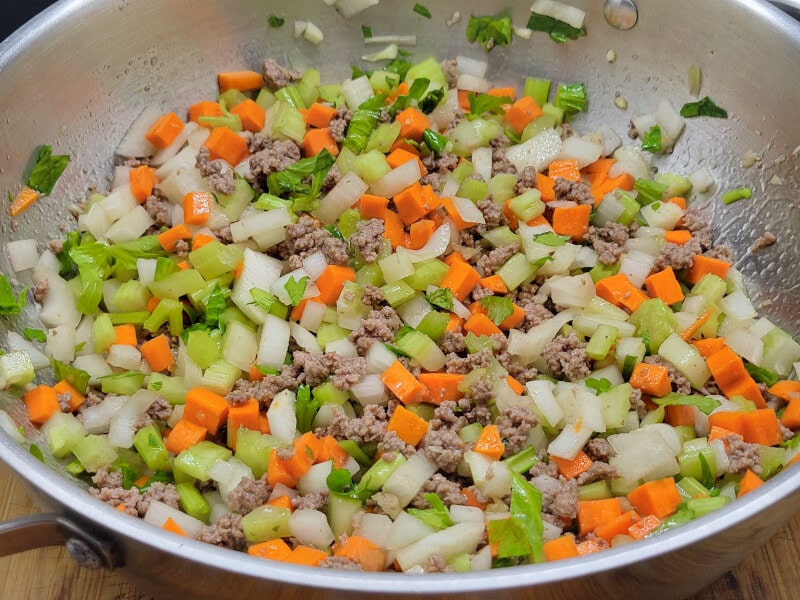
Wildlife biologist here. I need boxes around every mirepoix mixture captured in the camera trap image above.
[1,4,799,574]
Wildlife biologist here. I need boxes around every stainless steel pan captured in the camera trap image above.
[1,1,800,598]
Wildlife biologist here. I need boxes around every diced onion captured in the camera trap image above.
[290,322,323,354]
[455,56,488,78]
[289,509,335,548]
[351,374,388,406]
[369,160,421,199]
[530,0,587,29]
[300,300,327,333]
[257,315,291,369]
[342,76,375,112]
[451,197,485,226]
[399,223,452,263]
[313,172,369,224]
[505,128,563,173]
[302,252,328,281]
[456,74,490,94]
[6,239,39,272]
[688,167,715,193]
[115,105,160,158]
[556,136,603,169]
[335,0,379,18]
[471,147,492,181]
[366,342,397,374]
[325,338,358,358]
[144,500,205,538]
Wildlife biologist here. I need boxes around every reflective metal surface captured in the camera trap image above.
[603,0,639,30]
[0,1,799,598]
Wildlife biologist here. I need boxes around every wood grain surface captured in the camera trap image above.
[0,462,797,600]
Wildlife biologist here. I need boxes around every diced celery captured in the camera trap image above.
[154,257,179,282]
[641,405,665,425]
[449,118,504,157]
[269,301,289,320]
[148,269,207,300]
[658,333,711,388]
[113,280,151,312]
[678,447,717,481]
[174,441,232,482]
[628,299,679,353]
[481,226,520,249]
[272,102,307,143]
[578,480,613,501]
[404,259,449,290]
[599,383,633,429]
[673,425,697,444]
[313,381,350,405]
[503,446,539,473]
[242,505,292,543]
[417,311,449,341]
[218,305,249,330]
[457,178,489,202]
[335,146,359,176]
[541,102,564,126]
[43,413,86,459]
[496,253,537,290]
[404,57,447,88]
[201,359,242,395]
[99,371,146,395]
[760,445,785,479]
[369,70,401,95]
[186,329,220,370]
[677,476,712,500]
[188,242,241,280]
[689,274,727,308]
[524,77,551,108]
[93,313,117,353]
[318,83,343,105]
[338,208,363,239]
[275,85,305,109]
[366,121,401,154]
[176,482,211,523]
[218,179,256,222]
[234,430,282,478]
[761,327,800,378]
[586,324,619,360]
[72,435,118,473]
[143,297,183,334]
[655,172,692,198]
[393,329,444,370]
[108,311,151,325]
[133,424,171,472]
[358,452,405,494]
[147,373,186,405]
[452,160,475,183]
[508,189,545,222]
[381,280,416,307]
[405,404,435,421]
[353,149,392,184]
[521,114,558,142]
[356,263,385,287]
[338,439,371,466]
[219,89,248,108]
[609,477,640,496]
[255,88,277,111]
[316,322,351,347]
[464,333,493,354]
[328,493,364,538]
[458,422,484,444]
[298,68,321,107]
[686,495,730,518]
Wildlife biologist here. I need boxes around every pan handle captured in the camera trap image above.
[770,0,800,18]
[0,513,119,569]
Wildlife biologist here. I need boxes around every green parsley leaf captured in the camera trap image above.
[117,462,139,490]
[480,296,514,326]
[26,145,70,195]
[533,232,570,247]
[408,493,456,529]
[253,193,292,211]
[50,358,90,395]
[468,92,512,118]
[138,470,173,491]
[680,96,728,118]
[425,288,454,311]
[413,3,432,18]
[344,94,387,154]
[585,377,613,393]
[554,83,588,117]
[422,129,448,155]
[361,25,373,39]
[23,328,46,343]
[29,444,45,463]
[268,15,285,28]
[249,288,277,312]
[698,451,715,490]
[295,384,321,434]
[385,58,413,80]
[325,225,345,240]
[284,276,309,306]
[487,472,544,561]
[0,275,27,315]
[267,149,336,202]
[202,284,228,328]
[641,125,663,153]
[56,230,81,278]
[527,12,587,43]
[418,87,444,113]
[745,363,779,388]
[466,14,513,52]
[326,467,373,501]
[652,393,722,415]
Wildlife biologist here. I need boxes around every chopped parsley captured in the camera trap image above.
[268,15,285,28]
[408,494,455,529]
[425,288,454,311]
[413,3,432,18]
[652,393,722,415]
[641,125,663,153]
[249,288,277,312]
[422,129,448,155]
[680,96,728,118]
[585,377,613,393]
[23,328,46,343]
[466,14,513,53]
[284,275,309,306]
[0,275,27,315]
[295,385,321,434]
[480,296,514,326]
[527,12,586,43]
[361,25,373,39]
[468,92,512,118]
[26,145,70,195]
[533,232,570,247]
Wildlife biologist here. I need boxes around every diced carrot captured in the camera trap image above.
[317,435,349,468]
[680,309,715,342]
[293,431,324,462]
[385,147,427,177]
[457,89,472,111]
[183,387,230,435]
[229,98,266,133]
[419,373,465,405]
[334,536,387,572]
[543,534,580,562]
[387,405,429,447]
[686,255,731,285]
[627,478,682,519]
[473,424,505,460]
[285,545,328,567]
[726,378,767,409]
[594,173,635,199]
[535,173,556,202]
[706,346,765,407]
[740,408,782,446]
[645,267,684,306]
[691,337,727,358]
[157,224,193,252]
[576,538,607,555]
[443,251,466,267]
[388,138,421,156]
[389,81,410,104]
[267,495,293,510]
[303,127,339,157]
[23,385,60,425]
[548,159,581,183]
[737,469,764,497]
[463,312,503,337]
[707,411,747,436]
[441,196,479,230]
[204,126,250,166]
[629,362,672,398]
[408,219,436,249]
[488,87,517,101]
[627,514,661,540]
[527,214,550,228]
[162,517,187,536]
[359,194,389,219]
[594,510,641,544]
[506,375,525,395]
[8,186,41,217]
[502,198,520,231]
[446,313,464,333]
[114,324,138,347]
[382,209,405,249]
[226,398,260,450]
[463,487,487,510]
[177,261,190,271]
[577,498,623,537]
[664,229,692,245]
[233,259,244,279]
[439,260,481,302]
[283,445,315,480]
[192,232,216,250]
[499,304,525,331]
[664,404,696,426]
[552,204,591,241]
[395,183,442,225]
[165,419,207,454]
[381,360,428,405]
[781,399,800,430]
[594,273,648,313]
[665,196,687,210]
[395,107,430,142]
[147,296,161,312]
[707,424,741,445]
[182,191,214,226]
[304,102,338,128]
[584,157,616,179]
[769,380,800,402]
[140,334,174,373]
[266,448,298,487]
[218,70,265,93]
[248,538,293,561]
[478,275,508,294]
[503,96,542,135]
[315,264,356,305]
[145,112,184,150]
[129,165,156,203]
[189,100,224,126]
[52,380,85,412]
[552,450,593,480]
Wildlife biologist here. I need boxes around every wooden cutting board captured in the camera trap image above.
[0,462,797,599]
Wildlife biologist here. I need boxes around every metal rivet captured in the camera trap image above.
[603,0,639,30]
[65,537,104,570]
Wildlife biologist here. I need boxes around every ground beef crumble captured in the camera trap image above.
[542,333,593,381]
[196,146,236,195]
[227,363,302,407]
[227,476,271,514]
[349,306,402,353]
[262,58,302,91]
[554,177,595,206]
[349,218,385,263]
[584,222,630,265]
[751,231,777,252]
[196,514,246,551]
[495,406,538,457]
[280,215,349,266]
[318,404,387,443]
[293,351,367,390]
[725,435,762,475]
